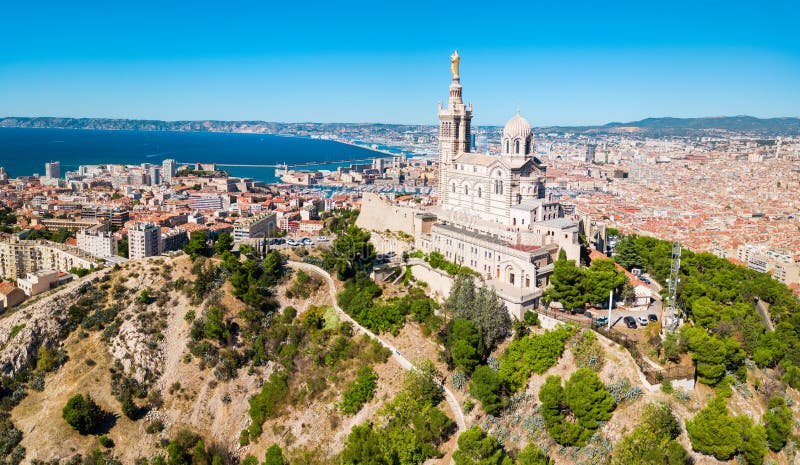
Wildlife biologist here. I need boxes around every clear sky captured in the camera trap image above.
[1,0,798,126]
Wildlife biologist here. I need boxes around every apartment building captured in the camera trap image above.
[233,212,277,242]
[0,238,97,279]
[77,226,117,258]
[129,222,161,259]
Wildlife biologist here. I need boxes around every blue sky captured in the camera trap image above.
[1,0,798,126]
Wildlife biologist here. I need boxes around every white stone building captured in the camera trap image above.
[0,238,98,279]
[417,52,583,317]
[77,226,117,258]
[128,222,161,259]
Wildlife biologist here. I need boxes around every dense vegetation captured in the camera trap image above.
[0,207,17,233]
[442,274,511,351]
[453,426,512,465]
[614,234,800,387]
[762,396,792,452]
[544,254,626,310]
[538,369,616,447]
[337,277,438,335]
[323,224,375,281]
[499,325,577,392]
[685,396,767,465]
[340,361,455,465]
[453,426,552,465]
[339,366,378,415]
[243,304,390,440]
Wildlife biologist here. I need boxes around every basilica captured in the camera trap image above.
[415,51,583,317]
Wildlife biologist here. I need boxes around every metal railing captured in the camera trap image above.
[537,307,695,384]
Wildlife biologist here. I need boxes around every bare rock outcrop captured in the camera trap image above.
[0,279,98,375]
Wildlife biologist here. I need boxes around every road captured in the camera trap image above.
[287,261,467,432]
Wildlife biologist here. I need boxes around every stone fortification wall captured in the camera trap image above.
[356,193,418,235]
[409,260,454,302]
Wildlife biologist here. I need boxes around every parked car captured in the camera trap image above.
[637,316,649,326]
[317,235,329,242]
[301,237,314,246]
[287,238,299,246]
[640,276,651,284]
[648,314,658,322]
[595,316,609,327]
[386,251,396,257]
[623,316,637,329]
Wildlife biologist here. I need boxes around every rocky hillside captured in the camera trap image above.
[0,253,452,465]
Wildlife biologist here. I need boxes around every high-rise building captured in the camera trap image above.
[585,144,597,163]
[162,159,176,184]
[45,161,61,179]
[128,223,161,259]
[77,226,117,258]
[149,167,161,186]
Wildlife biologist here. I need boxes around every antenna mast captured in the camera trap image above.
[664,241,682,333]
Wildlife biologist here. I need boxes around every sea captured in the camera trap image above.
[0,127,393,184]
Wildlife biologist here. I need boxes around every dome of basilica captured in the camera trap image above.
[502,111,532,140]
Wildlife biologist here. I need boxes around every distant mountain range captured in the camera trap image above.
[2,115,799,137]
[542,116,800,137]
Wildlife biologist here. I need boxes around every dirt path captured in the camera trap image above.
[286,261,467,433]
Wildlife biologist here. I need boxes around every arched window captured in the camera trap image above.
[477,187,482,198]
[464,185,469,196]
[515,140,520,154]
[499,181,504,195]
[451,183,456,193]
[505,140,509,153]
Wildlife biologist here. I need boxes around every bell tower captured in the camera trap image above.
[438,50,472,208]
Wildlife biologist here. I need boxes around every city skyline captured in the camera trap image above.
[2,0,799,126]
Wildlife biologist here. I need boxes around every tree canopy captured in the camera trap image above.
[685,397,767,465]
[452,426,512,465]
[539,369,616,446]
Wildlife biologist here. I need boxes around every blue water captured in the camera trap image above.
[0,128,385,183]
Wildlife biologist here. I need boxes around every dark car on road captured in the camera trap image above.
[623,316,637,329]
[595,316,608,327]
[648,314,658,322]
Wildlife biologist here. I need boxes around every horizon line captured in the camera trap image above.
[3,114,800,129]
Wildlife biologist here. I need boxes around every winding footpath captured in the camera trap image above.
[288,261,467,432]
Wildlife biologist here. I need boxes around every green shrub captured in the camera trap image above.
[248,372,289,437]
[763,396,792,451]
[468,365,506,415]
[340,366,378,415]
[452,426,512,465]
[539,369,616,446]
[499,325,576,391]
[98,435,114,447]
[62,394,104,434]
[686,397,767,464]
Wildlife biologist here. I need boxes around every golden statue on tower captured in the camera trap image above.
[450,50,460,80]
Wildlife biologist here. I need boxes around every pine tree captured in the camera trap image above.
[613,236,643,270]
